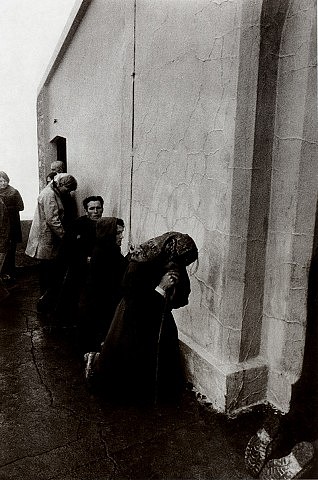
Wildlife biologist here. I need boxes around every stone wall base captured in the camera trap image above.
[179,333,269,414]
[266,369,293,414]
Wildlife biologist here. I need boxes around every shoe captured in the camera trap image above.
[36,293,52,313]
[37,298,50,313]
[1,274,11,281]
[259,441,315,479]
[1,274,16,284]
[245,415,281,477]
[84,352,99,382]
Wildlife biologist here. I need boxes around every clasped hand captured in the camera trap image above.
[159,270,179,293]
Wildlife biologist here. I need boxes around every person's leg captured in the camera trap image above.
[0,277,9,302]
[37,259,58,311]
[38,259,52,295]
[2,241,17,280]
[0,252,6,273]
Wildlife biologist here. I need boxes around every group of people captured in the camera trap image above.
[22,161,199,406]
[2,167,316,476]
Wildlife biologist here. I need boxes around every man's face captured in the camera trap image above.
[116,225,124,247]
[51,162,64,173]
[85,201,103,221]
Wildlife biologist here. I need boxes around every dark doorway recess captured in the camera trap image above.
[51,136,67,171]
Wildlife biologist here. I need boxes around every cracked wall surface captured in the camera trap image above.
[37,0,317,413]
[131,0,262,366]
[261,0,318,411]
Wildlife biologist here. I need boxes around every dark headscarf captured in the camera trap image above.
[96,217,123,247]
[129,231,198,266]
[54,173,77,192]
[0,171,9,183]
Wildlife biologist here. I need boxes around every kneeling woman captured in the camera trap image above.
[79,217,127,351]
[85,231,198,405]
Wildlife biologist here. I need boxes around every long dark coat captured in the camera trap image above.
[0,185,24,243]
[0,198,9,268]
[96,258,191,404]
[79,217,127,350]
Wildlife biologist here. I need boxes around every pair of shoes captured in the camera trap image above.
[84,352,99,383]
[260,441,315,479]
[245,415,280,477]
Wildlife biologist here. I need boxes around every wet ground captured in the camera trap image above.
[0,265,317,480]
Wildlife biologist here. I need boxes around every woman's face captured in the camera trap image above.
[116,225,124,247]
[176,251,195,267]
[0,177,9,190]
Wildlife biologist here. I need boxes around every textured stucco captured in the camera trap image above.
[261,0,318,410]
[132,0,263,369]
[37,0,317,413]
[238,0,290,363]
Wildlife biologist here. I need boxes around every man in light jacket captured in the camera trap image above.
[26,173,77,311]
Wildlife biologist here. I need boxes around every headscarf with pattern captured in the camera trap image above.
[0,171,9,183]
[129,231,198,266]
[95,217,123,247]
[54,173,77,191]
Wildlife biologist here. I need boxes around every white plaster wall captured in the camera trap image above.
[39,0,264,410]
[38,0,317,412]
[261,0,318,409]
[131,0,261,363]
[218,0,261,363]
[45,0,134,218]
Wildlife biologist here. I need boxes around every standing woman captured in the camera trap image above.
[0,172,24,284]
[25,173,77,311]
[85,231,198,405]
[0,198,10,302]
[0,198,9,270]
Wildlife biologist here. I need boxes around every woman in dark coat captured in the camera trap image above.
[0,198,9,269]
[0,171,24,282]
[0,198,10,302]
[84,231,198,405]
[79,217,127,351]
